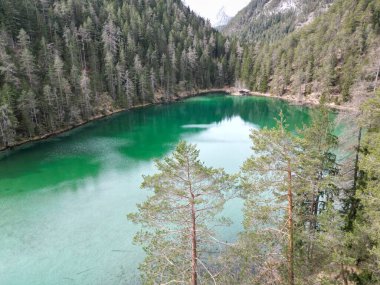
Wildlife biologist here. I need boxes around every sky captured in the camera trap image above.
[183,0,251,26]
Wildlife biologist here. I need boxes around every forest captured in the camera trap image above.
[235,0,380,104]
[0,0,379,284]
[222,0,335,43]
[1,0,379,149]
[0,0,241,148]
[130,92,380,285]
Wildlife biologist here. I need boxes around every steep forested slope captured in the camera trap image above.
[235,0,380,104]
[0,0,239,148]
[222,0,335,43]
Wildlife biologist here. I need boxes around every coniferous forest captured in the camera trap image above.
[232,0,380,104]
[0,0,240,148]
[128,93,380,285]
[1,0,380,285]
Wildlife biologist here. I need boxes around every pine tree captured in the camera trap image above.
[0,31,19,86]
[294,106,341,283]
[351,91,380,283]
[80,69,92,118]
[17,29,37,87]
[128,141,235,285]
[0,101,17,147]
[240,114,301,285]
[17,89,39,137]
[124,70,135,107]
[42,84,59,131]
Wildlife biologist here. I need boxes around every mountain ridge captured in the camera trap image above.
[222,0,335,43]
[227,0,380,106]
[215,7,232,28]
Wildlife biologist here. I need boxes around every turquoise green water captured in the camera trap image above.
[0,94,311,285]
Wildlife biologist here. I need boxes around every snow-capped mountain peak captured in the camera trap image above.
[215,7,232,27]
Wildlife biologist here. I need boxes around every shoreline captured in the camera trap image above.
[0,87,357,152]
[0,88,228,153]
[0,103,152,153]
[229,89,358,113]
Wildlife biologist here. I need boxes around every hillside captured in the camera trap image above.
[222,0,335,43]
[0,0,239,149]
[235,0,380,105]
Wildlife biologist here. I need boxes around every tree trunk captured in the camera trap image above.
[287,161,295,285]
[347,127,362,228]
[374,60,380,93]
[353,127,362,191]
[0,118,5,147]
[190,196,198,285]
[187,156,198,285]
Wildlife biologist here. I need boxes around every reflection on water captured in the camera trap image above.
[0,94,311,285]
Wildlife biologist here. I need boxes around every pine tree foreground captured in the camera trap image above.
[128,141,236,285]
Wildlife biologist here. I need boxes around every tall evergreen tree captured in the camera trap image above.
[239,114,301,285]
[128,141,235,285]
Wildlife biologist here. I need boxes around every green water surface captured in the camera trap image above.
[0,94,311,285]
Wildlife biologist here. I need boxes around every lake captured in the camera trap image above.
[0,94,311,285]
